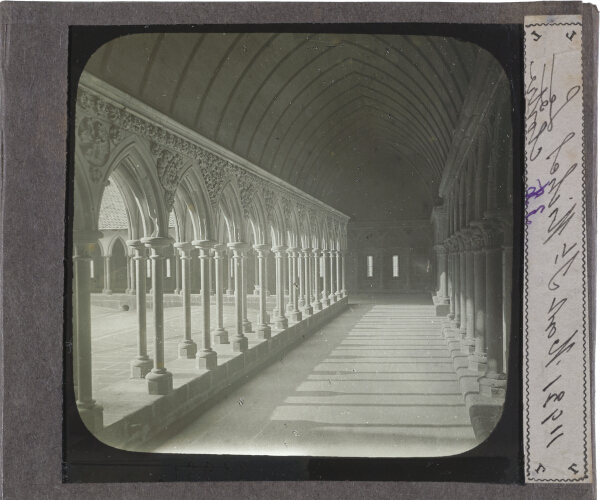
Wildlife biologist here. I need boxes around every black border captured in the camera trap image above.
[64,22,525,483]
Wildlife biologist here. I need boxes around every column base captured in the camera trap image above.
[460,337,476,354]
[275,316,288,329]
[128,289,136,296]
[231,336,249,352]
[329,294,336,303]
[256,324,271,339]
[290,310,302,322]
[286,302,293,313]
[102,289,113,295]
[77,402,104,433]
[212,328,229,344]
[298,298,305,308]
[321,298,330,307]
[468,353,488,372]
[312,301,322,312]
[335,292,343,300]
[302,305,313,316]
[130,357,153,378]
[174,288,181,295]
[146,370,173,395]
[478,374,507,399]
[178,340,198,359]
[196,349,218,370]
[243,320,253,333]
[341,290,347,297]
[226,289,234,296]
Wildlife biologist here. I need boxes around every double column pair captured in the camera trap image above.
[444,219,508,398]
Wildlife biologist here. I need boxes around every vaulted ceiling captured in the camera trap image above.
[84,33,480,222]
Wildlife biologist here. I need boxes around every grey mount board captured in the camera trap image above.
[0,2,597,499]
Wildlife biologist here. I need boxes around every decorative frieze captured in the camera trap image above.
[76,85,349,230]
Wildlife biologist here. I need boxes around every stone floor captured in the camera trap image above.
[143,294,477,457]
[89,297,274,420]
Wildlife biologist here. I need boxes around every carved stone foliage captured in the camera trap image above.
[283,201,293,231]
[150,142,185,212]
[263,186,276,224]
[297,203,307,233]
[77,86,349,235]
[238,171,257,220]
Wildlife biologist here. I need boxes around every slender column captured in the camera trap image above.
[288,247,302,321]
[209,249,215,295]
[312,249,323,312]
[302,248,313,315]
[335,250,342,299]
[212,244,229,344]
[241,249,252,332]
[438,246,449,299]
[254,244,272,339]
[479,240,507,397]
[174,243,197,358]
[452,244,461,328]
[447,249,455,319]
[103,255,113,295]
[462,243,476,353]
[469,247,488,371]
[125,255,132,294]
[73,231,104,432]
[298,248,305,309]
[286,251,294,312]
[265,252,270,296]
[128,252,136,295]
[228,242,250,351]
[194,240,218,369]
[127,240,153,377]
[329,250,337,301]
[174,251,181,295]
[459,241,467,337]
[340,250,347,297]
[141,237,173,395]
[226,251,234,295]
[254,251,260,295]
[271,245,289,329]
[321,251,330,307]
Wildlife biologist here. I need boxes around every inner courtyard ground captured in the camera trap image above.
[90,294,478,457]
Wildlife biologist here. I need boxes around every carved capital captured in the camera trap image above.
[470,219,504,249]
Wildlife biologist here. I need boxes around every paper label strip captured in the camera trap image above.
[523,14,591,483]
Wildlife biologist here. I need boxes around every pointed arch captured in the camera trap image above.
[218,177,246,243]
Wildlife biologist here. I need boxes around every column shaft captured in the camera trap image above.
[462,249,475,353]
[197,242,217,369]
[174,243,196,358]
[128,241,153,377]
[242,251,252,332]
[321,251,330,307]
[313,250,322,312]
[212,245,228,344]
[272,246,289,329]
[335,251,342,298]
[73,240,103,432]
[341,251,347,296]
[143,238,173,395]
[459,249,467,334]
[254,245,272,339]
[289,248,302,321]
[228,243,249,351]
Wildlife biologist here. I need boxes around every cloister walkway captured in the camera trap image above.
[143,294,477,457]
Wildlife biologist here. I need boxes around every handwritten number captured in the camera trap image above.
[566,31,576,41]
[532,31,542,41]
